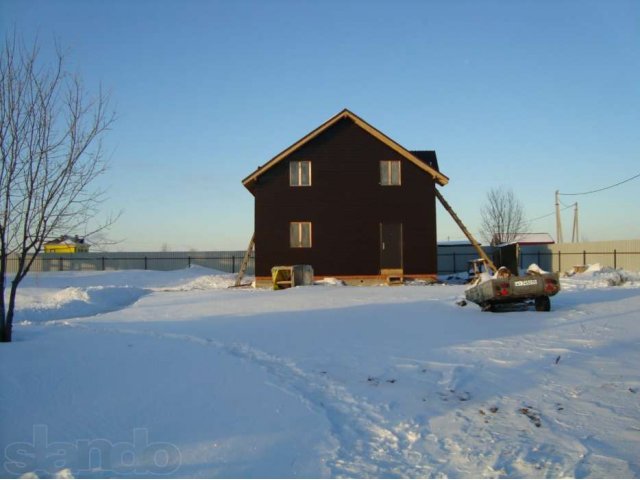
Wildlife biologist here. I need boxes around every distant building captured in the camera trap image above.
[438,240,481,248]
[44,235,90,254]
[491,233,555,247]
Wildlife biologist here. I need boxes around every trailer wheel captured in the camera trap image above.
[535,296,551,312]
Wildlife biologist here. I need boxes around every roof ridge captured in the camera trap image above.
[242,109,448,192]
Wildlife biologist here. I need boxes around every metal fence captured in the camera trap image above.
[438,250,640,274]
[438,241,640,274]
[5,243,640,276]
[5,251,255,275]
[437,250,483,274]
[544,239,640,272]
[520,250,640,273]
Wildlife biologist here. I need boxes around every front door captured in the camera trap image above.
[380,223,403,270]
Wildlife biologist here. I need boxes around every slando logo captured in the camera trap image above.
[3,425,182,477]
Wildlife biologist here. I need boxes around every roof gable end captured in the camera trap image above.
[242,109,448,192]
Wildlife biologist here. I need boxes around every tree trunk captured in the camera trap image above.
[1,312,12,342]
[0,250,8,342]
[1,280,19,343]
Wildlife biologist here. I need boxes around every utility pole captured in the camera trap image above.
[571,203,579,243]
[555,190,564,244]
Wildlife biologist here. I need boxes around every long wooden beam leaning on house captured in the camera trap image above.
[435,188,497,274]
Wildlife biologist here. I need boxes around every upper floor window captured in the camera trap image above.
[290,222,312,248]
[380,160,401,186]
[290,161,311,186]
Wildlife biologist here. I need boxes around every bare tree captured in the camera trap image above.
[1,34,115,342]
[479,187,528,246]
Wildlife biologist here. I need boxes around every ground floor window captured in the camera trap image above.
[290,222,312,248]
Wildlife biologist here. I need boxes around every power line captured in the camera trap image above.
[528,203,574,223]
[559,172,640,196]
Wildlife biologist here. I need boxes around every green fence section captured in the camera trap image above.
[5,243,640,276]
[5,251,255,275]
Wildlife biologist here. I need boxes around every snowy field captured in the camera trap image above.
[1,266,639,479]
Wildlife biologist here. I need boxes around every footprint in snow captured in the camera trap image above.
[519,406,542,427]
[438,389,471,402]
[367,376,397,386]
[479,406,499,415]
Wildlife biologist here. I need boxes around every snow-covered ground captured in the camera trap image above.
[1,265,639,478]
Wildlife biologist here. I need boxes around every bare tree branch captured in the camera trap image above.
[479,187,529,246]
[1,33,116,342]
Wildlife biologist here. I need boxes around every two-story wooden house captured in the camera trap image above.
[242,109,449,286]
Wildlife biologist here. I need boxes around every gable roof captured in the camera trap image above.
[493,232,556,246]
[410,150,439,172]
[45,235,88,246]
[242,109,449,193]
[512,233,555,245]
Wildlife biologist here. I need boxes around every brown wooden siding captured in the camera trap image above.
[253,117,437,277]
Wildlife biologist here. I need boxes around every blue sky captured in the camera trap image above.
[2,0,639,251]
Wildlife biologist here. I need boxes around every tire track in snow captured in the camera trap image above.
[59,322,436,478]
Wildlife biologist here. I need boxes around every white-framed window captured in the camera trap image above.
[380,160,401,186]
[290,161,312,186]
[290,222,312,248]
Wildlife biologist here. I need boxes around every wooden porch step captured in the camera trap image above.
[381,269,404,285]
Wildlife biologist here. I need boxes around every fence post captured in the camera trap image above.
[144,256,148,270]
[583,250,587,265]
[102,257,106,271]
[188,256,191,268]
[558,251,561,273]
[614,249,617,269]
[59,257,63,272]
[232,255,236,273]
[452,252,456,273]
